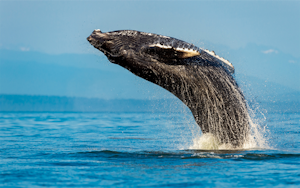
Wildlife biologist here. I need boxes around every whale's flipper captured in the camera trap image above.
[87,29,249,147]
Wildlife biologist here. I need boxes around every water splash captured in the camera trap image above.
[188,105,270,150]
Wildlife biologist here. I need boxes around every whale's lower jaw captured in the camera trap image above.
[87,29,250,147]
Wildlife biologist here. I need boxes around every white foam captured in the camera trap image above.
[189,133,221,150]
[188,119,269,150]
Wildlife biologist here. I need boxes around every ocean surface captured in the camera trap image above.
[0,110,299,187]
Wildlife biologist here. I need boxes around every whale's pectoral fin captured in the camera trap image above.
[144,44,201,60]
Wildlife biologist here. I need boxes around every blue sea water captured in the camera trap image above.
[0,111,299,187]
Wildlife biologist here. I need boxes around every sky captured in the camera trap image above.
[0,0,299,56]
[0,0,299,99]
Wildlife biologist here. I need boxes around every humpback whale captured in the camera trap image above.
[87,29,250,147]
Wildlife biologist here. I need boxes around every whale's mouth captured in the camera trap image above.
[87,29,107,41]
[87,29,112,55]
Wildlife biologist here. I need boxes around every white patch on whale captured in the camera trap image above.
[201,48,234,74]
[149,43,201,58]
[149,43,234,73]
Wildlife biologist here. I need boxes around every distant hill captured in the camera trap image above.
[1,47,299,115]
[0,49,172,99]
[0,94,187,113]
[236,74,300,103]
[0,94,298,114]
[0,46,299,102]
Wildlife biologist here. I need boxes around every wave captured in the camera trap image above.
[72,149,300,161]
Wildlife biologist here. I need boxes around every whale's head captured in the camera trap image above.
[87,29,202,66]
[87,29,234,75]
